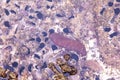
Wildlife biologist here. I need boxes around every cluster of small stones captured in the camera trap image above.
[48,54,77,80]
[0,67,18,80]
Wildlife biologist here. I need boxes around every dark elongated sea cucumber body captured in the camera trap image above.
[49,33,87,56]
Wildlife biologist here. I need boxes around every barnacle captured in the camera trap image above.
[56,58,65,66]
[0,67,7,78]
[69,66,77,75]
[0,67,18,80]
[8,72,18,80]
[53,73,68,80]
[48,62,60,74]
[63,54,71,61]
[60,64,72,73]
[48,53,78,80]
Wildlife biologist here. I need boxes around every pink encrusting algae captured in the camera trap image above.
[49,33,87,56]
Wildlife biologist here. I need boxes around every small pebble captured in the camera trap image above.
[95,75,100,80]
[29,15,34,19]
[104,27,111,32]
[63,28,70,34]
[49,29,54,34]
[100,8,105,15]
[29,38,35,41]
[46,5,50,9]
[19,66,25,75]
[6,0,10,3]
[68,15,74,19]
[108,2,113,7]
[4,21,11,28]
[42,32,47,36]
[47,0,52,2]
[12,61,18,68]
[25,5,30,11]
[114,8,120,15]
[15,4,20,8]
[116,0,120,2]
[56,14,64,17]
[39,43,45,49]
[45,37,49,42]
[4,64,14,72]
[70,53,79,61]
[51,45,58,50]
[10,10,16,14]
[28,64,33,72]
[109,32,118,38]
[34,54,40,59]
[41,62,47,69]
[36,37,41,42]
[36,12,43,20]
[4,8,9,16]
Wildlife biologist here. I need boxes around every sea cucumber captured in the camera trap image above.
[49,33,87,56]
